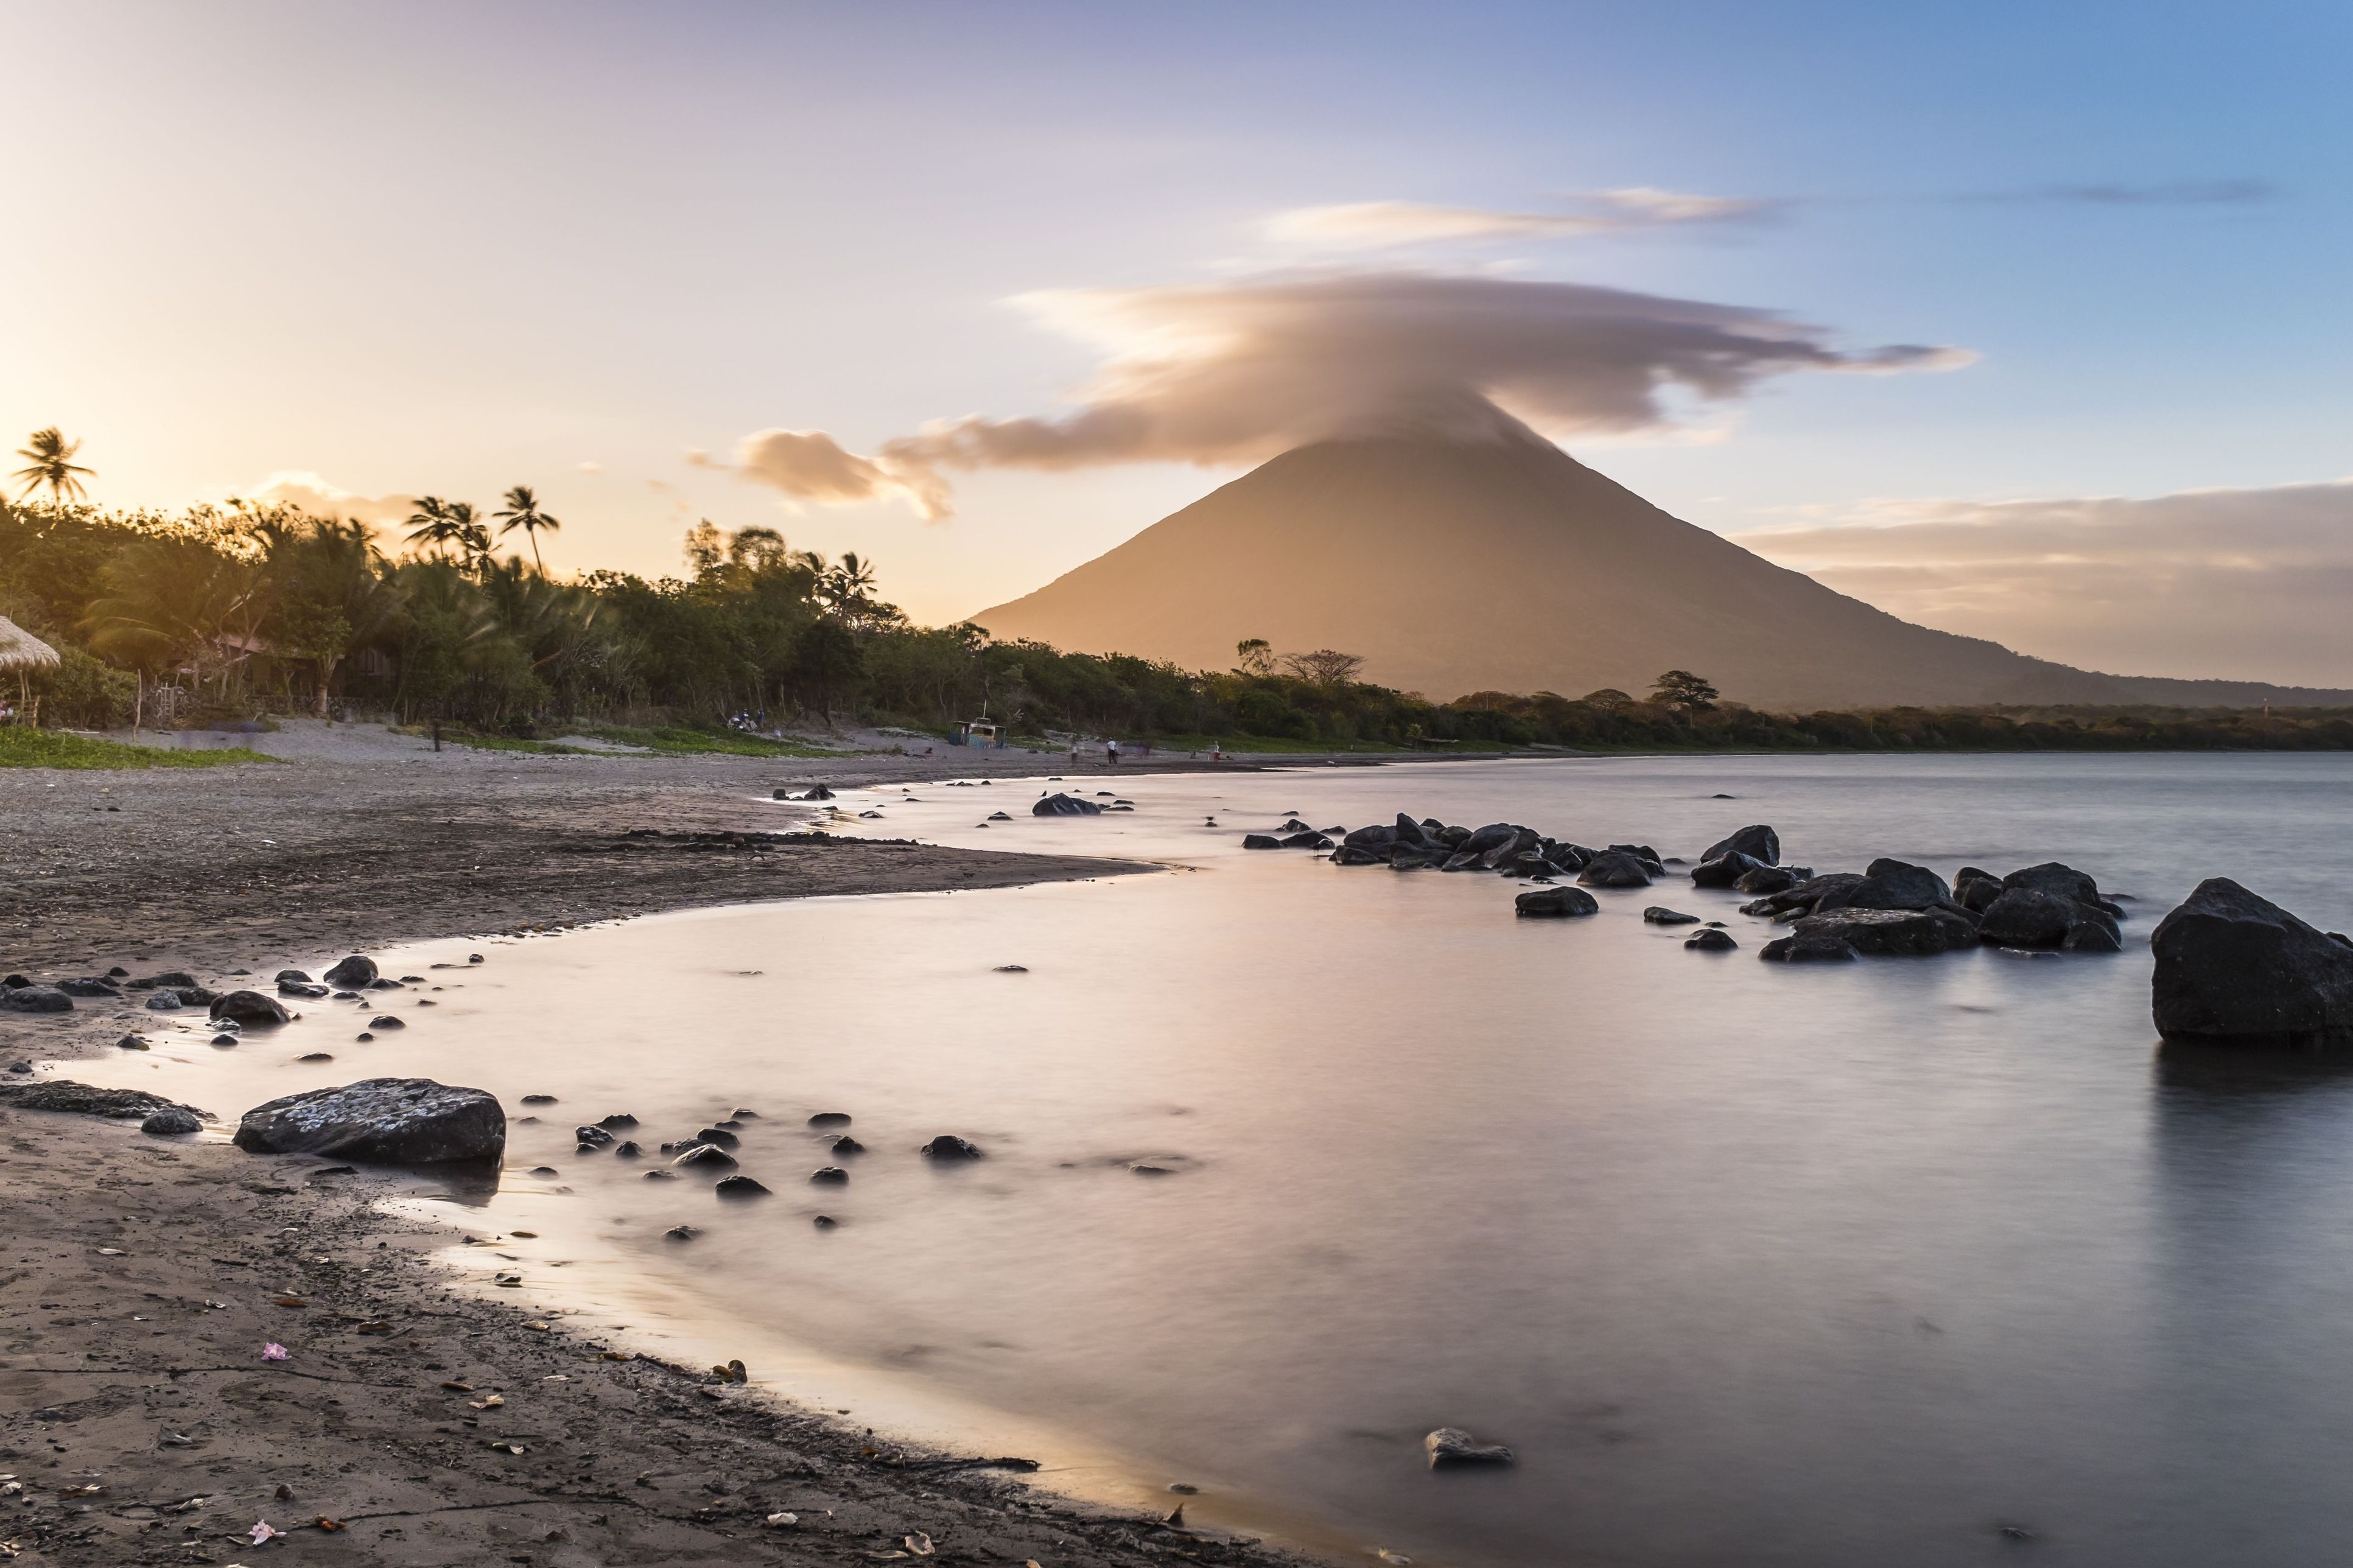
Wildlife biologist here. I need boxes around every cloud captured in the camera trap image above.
[1263,189,1780,251]
[1976,179,2276,206]
[231,471,415,525]
[1742,479,2353,686]
[726,271,1968,520]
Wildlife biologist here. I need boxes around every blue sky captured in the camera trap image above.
[5,0,2348,674]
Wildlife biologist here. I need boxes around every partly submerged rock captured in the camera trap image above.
[1702,825,1780,866]
[1643,906,1702,926]
[1576,852,1653,889]
[715,1175,772,1199]
[1032,793,1103,817]
[141,1106,203,1136]
[322,955,379,988]
[1425,1427,1515,1468]
[1690,852,1765,889]
[2152,878,2353,1048]
[209,990,292,1026]
[1816,859,1950,913]
[232,1078,505,1166]
[1792,906,1977,957]
[1515,886,1600,918]
[0,986,72,1013]
[1685,928,1739,952]
[921,1134,984,1160]
[1760,933,1861,962]
[673,1143,738,1170]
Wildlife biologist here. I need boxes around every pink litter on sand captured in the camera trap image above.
[261,1343,290,1361]
[250,1519,284,1544]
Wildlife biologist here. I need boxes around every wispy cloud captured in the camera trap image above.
[712,271,1968,519]
[228,471,415,525]
[1969,178,2276,206]
[1262,189,1781,251]
[1742,478,2353,685]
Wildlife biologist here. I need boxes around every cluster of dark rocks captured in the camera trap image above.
[561,1106,987,1222]
[1312,812,1677,884]
[1032,792,1136,816]
[1740,856,2127,962]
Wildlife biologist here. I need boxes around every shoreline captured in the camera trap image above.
[0,749,1328,1568]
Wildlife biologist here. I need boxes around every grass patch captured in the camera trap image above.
[0,728,276,770]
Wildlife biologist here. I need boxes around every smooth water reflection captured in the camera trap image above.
[77,754,2353,1566]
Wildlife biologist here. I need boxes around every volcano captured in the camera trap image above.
[972,432,2350,709]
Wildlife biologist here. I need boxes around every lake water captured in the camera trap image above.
[73,754,2353,1566]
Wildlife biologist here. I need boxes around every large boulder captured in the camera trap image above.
[1461,823,1520,856]
[209,990,291,1026]
[1033,793,1102,816]
[1760,933,1860,962]
[1685,928,1739,952]
[1425,1427,1515,1468]
[1341,824,1400,851]
[1392,813,1431,847]
[0,987,71,1014]
[323,955,379,988]
[1577,852,1653,889]
[1690,852,1764,889]
[233,1078,506,1166]
[2151,879,2353,1047]
[1332,844,1387,866]
[1734,864,1800,897]
[1793,907,1977,957]
[1817,858,1950,913]
[1643,906,1700,925]
[1702,825,1780,866]
[2004,861,2125,919]
[1978,885,2120,951]
[1515,887,1599,918]
[1241,834,1283,849]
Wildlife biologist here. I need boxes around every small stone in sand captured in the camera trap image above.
[813,1215,838,1230]
[665,1225,698,1241]
[716,1175,772,1199]
[529,1166,559,1176]
[298,1052,334,1062]
[994,964,1029,973]
[521,1094,558,1104]
[809,1166,849,1185]
[808,1111,852,1128]
[831,1135,865,1155]
[209,1034,238,1047]
[369,1015,405,1029]
[356,1032,374,1042]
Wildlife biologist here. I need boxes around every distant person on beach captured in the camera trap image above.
[1107,739,1120,765]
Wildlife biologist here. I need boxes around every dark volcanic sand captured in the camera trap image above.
[0,751,1312,1567]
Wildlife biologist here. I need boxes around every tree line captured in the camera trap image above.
[4,433,2351,752]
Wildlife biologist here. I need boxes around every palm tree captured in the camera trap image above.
[405,497,492,574]
[12,427,93,504]
[493,485,562,574]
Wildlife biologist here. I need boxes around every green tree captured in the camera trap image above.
[12,428,93,505]
[1235,637,1274,676]
[1650,670,1720,714]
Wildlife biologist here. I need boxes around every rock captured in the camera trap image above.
[667,1223,699,1239]
[2152,878,2353,1047]
[694,1125,741,1149]
[813,1215,838,1230]
[1643,906,1701,925]
[1545,842,1593,872]
[210,1033,239,1047]
[141,1107,203,1136]
[1792,906,1977,957]
[1424,1427,1515,1468]
[673,1143,738,1169]
[1685,928,1739,952]
[1333,844,1387,866]
[575,1124,616,1148]
[809,1166,849,1185]
[57,978,120,998]
[522,1094,558,1104]
[1342,824,1400,851]
[127,971,200,991]
[614,1140,642,1158]
[0,1080,201,1119]
[1033,793,1103,817]
[1954,874,2004,913]
[298,1052,333,1062]
[598,1113,639,1130]
[1390,845,1445,871]
[832,1135,865,1155]
[368,1015,406,1029]
[1576,852,1653,889]
[1608,844,1664,873]
[1393,813,1431,847]
[322,955,379,988]
[278,981,330,998]
[921,1134,984,1160]
[1280,831,1335,850]
[1690,852,1764,889]
[0,986,71,1013]
[1242,833,1283,849]
[715,1175,771,1199]
[231,1078,505,1165]
[808,1111,853,1126]
[1461,823,1520,856]
[1702,825,1780,866]
[2004,861,2123,918]
[2061,921,2125,953]
[1441,851,1484,872]
[209,990,291,1026]
[1734,864,1800,896]
[1515,887,1599,917]
[116,1034,149,1051]
[1760,933,1860,962]
[1816,859,1950,913]
[276,969,314,984]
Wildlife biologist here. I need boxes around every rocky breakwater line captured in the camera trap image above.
[1243,811,2133,966]
[2152,879,2353,1049]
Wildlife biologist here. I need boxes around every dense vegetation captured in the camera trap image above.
[4,486,2352,754]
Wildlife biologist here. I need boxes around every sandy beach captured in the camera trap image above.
[0,740,1326,1568]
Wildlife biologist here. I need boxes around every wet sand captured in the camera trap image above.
[0,748,1319,1567]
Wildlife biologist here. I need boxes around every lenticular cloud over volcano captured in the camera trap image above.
[724,271,1972,519]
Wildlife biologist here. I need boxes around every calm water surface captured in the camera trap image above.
[77,754,2353,1566]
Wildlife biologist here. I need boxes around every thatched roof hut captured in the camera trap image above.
[0,615,59,674]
